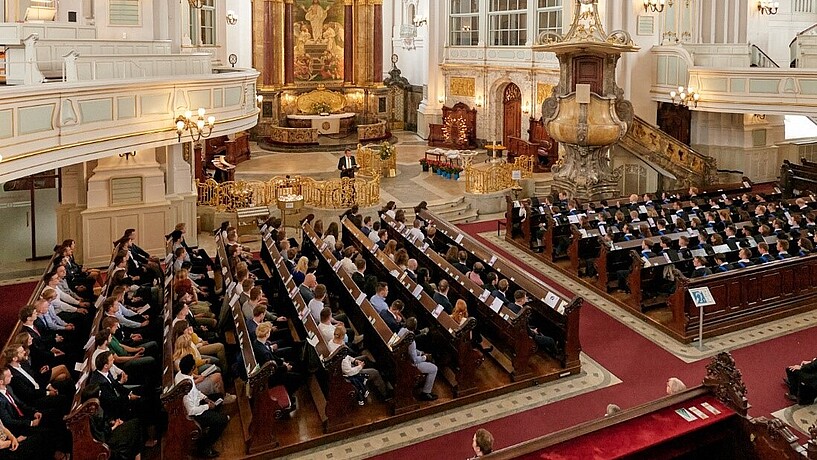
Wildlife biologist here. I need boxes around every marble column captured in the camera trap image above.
[344,0,354,84]
[284,0,294,85]
[416,0,445,139]
[372,0,383,83]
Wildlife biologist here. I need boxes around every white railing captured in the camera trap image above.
[791,23,817,68]
[0,68,260,184]
[63,52,212,82]
[0,22,96,45]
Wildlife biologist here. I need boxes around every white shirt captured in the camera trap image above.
[91,347,124,378]
[368,231,380,243]
[409,227,425,242]
[308,298,325,323]
[11,365,38,390]
[52,286,79,313]
[326,340,362,377]
[175,373,209,417]
[324,234,336,248]
[340,257,356,274]
[318,322,335,343]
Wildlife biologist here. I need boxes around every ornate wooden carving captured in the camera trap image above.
[247,360,281,453]
[64,398,111,460]
[703,352,750,416]
[322,345,357,433]
[507,117,559,172]
[160,379,200,459]
[657,101,691,146]
[428,103,478,149]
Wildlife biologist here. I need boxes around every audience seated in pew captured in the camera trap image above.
[81,383,143,460]
[399,318,438,401]
[175,354,229,459]
[327,325,389,406]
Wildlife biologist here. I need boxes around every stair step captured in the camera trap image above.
[427,196,466,211]
[447,210,479,224]
[434,203,471,218]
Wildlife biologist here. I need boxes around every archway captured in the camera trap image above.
[502,83,521,147]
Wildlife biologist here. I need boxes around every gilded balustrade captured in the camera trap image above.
[357,144,398,178]
[464,156,534,194]
[195,174,381,211]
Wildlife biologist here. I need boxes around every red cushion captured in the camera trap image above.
[267,385,290,408]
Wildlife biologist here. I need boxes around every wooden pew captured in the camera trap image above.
[487,352,806,460]
[341,218,483,397]
[667,253,817,341]
[417,209,583,371]
[257,226,357,433]
[381,214,538,382]
[301,223,422,415]
[159,256,200,459]
[214,233,283,454]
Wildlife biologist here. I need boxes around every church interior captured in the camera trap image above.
[4,0,817,458]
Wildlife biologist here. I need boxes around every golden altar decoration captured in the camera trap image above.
[195,174,381,211]
[296,87,347,114]
[464,155,534,194]
[357,143,397,178]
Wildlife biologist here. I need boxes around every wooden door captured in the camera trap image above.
[657,102,692,146]
[503,83,521,147]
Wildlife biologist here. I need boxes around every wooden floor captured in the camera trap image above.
[182,349,575,459]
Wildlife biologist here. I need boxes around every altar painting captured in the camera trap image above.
[294,0,345,82]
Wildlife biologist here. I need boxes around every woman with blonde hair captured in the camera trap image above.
[172,334,234,402]
[293,256,309,285]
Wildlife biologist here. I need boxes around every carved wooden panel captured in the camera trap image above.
[503,83,521,147]
[657,102,692,146]
[571,56,604,94]
[427,102,477,149]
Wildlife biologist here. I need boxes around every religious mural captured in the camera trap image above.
[294,0,345,82]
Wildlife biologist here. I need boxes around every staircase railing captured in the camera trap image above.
[750,43,780,68]
[619,115,717,186]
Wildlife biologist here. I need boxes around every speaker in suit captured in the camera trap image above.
[338,150,358,178]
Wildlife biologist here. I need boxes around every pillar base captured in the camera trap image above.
[551,144,619,201]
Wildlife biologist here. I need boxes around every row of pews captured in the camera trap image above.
[504,183,817,342]
[377,212,583,382]
[213,231,286,454]
[489,352,813,460]
[781,158,817,198]
[258,224,357,432]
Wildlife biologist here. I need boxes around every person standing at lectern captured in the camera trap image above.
[338,149,358,178]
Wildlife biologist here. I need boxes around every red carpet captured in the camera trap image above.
[370,219,815,459]
[0,281,38,344]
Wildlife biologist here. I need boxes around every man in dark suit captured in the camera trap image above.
[452,251,470,274]
[338,149,358,178]
[252,322,303,397]
[714,254,730,272]
[379,300,405,333]
[299,273,317,303]
[351,259,378,296]
[89,351,139,421]
[786,357,817,404]
[731,248,754,269]
[757,242,774,263]
[491,279,510,305]
[509,291,557,354]
[405,259,418,281]
[691,256,713,277]
[433,280,454,313]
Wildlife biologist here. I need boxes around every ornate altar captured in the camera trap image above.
[428,103,478,150]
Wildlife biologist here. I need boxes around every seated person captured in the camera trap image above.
[327,325,389,405]
[252,322,303,399]
[713,253,730,272]
[81,383,143,460]
[369,283,390,313]
[757,242,774,263]
[786,357,817,404]
[777,239,794,259]
[398,318,438,401]
[731,248,755,269]
[509,290,558,354]
[172,334,235,404]
[379,300,405,334]
[691,256,712,277]
[175,355,229,459]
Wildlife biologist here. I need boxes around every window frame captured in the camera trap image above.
[189,0,216,47]
[536,0,562,37]
[449,0,480,46]
[109,0,140,26]
[488,0,528,47]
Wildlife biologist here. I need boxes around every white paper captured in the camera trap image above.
[568,215,579,224]
[356,292,366,305]
[675,408,698,422]
[74,361,86,372]
[222,266,228,275]
[639,205,648,214]
[432,305,444,318]
[370,243,378,253]
[490,297,504,313]
[700,402,721,415]
[289,287,299,299]
[333,260,342,272]
[230,293,240,306]
[412,284,424,299]
[83,335,95,350]
[455,234,463,244]
[201,365,218,377]
[544,292,560,308]
[688,406,709,419]
[488,255,497,266]
[307,334,319,347]
[479,290,490,302]
[390,269,400,278]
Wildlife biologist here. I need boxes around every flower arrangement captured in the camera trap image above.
[311,101,332,115]
[379,141,395,161]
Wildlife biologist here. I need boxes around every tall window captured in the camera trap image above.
[537,0,562,36]
[489,0,527,46]
[450,0,479,46]
[189,0,215,46]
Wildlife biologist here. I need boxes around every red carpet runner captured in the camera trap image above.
[370,220,815,460]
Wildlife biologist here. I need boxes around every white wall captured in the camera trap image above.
[93,0,155,40]
[225,0,252,68]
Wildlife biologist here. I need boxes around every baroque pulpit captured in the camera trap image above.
[533,0,637,200]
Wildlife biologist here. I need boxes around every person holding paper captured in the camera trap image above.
[252,322,304,398]
[176,354,230,459]
[338,149,358,178]
[509,291,558,355]
[327,326,389,404]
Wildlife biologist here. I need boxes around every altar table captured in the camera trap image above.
[287,112,356,134]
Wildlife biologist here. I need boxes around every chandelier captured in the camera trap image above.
[175,108,215,142]
[669,86,699,108]
[643,0,670,13]
[758,1,779,15]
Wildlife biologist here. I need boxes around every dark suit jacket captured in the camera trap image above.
[8,365,48,406]
[491,290,508,304]
[379,310,404,333]
[88,371,130,421]
[252,339,283,368]
[338,155,358,178]
[692,267,712,278]
[0,387,36,432]
[433,292,453,313]
[452,262,470,274]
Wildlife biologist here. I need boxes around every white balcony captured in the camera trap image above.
[0,67,260,183]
